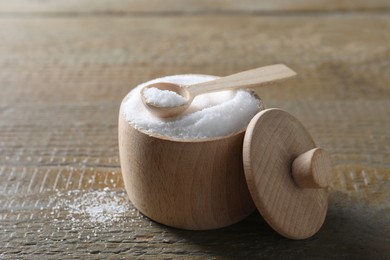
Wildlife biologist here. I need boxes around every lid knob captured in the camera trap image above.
[292,148,332,189]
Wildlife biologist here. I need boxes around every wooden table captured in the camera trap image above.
[1,1,389,258]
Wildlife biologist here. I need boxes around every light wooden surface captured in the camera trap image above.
[1,0,390,14]
[0,0,390,259]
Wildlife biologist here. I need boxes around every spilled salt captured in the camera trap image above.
[51,189,131,225]
[144,87,187,107]
[122,74,261,139]
[67,190,128,223]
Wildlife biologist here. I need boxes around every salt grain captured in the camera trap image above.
[122,75,261,139]
[144,87,187,107]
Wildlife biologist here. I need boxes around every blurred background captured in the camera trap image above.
[0,0,389,258]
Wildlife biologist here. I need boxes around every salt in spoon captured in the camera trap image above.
[141,64,296,118]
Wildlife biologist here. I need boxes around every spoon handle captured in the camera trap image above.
[187,64,296,96]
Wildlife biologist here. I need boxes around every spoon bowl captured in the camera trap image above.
[140,82,192,118]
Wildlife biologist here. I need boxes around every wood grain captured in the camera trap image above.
[1,101,390,258]
[1,0,389,14]
[0,1,389,258]
[0,15,389,105]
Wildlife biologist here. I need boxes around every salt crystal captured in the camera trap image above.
[143,87,187,107]
[122,75,261,139]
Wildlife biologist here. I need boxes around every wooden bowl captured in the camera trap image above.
[118,93,262,230]
[119,74,331,238]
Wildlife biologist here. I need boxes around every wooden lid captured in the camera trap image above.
[243,108,331,239]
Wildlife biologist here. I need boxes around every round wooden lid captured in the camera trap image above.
[243,108,330,239]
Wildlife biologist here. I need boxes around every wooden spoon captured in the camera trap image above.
[140,64,296,118]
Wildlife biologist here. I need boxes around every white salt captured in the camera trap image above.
[143,87,187,107]
[122,74,261,139]
[51,189,131,225]
[68,190,129,223]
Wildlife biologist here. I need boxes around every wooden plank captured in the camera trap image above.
[1,190,389,258]
[0,11,390,259]
[0,100,389,257]
[1,100,389,171]
[0,0,390,14]
[0,15,389,105]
